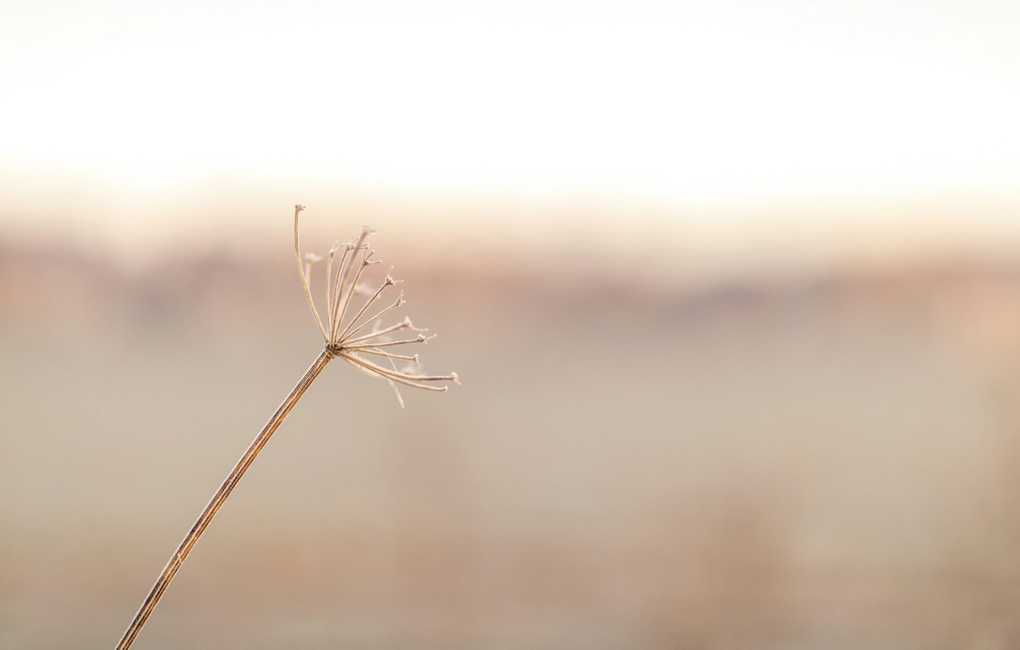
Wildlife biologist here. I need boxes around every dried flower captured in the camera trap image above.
[115,205,458,649]
[293,204,460,406]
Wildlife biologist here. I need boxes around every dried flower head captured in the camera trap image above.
[114,205,462,650]
[293,204,460,406]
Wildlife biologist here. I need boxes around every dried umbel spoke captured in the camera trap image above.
[293,205,328,340]
[353,348,419,362]
[342,289,406,342]
[115,205,459,650]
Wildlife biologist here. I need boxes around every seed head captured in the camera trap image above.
[293,206,460,406]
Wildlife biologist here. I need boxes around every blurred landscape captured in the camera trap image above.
[4,213,1020,648]
[5,1,1020,647]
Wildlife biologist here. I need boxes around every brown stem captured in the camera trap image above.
[115,349,333,649]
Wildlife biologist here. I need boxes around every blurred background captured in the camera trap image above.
[4,1,1020,648]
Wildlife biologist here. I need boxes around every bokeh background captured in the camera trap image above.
[4,2,1020,648]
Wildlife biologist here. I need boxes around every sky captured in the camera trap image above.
[1,0,1019,255]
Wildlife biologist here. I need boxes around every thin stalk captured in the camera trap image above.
[115,349,334,650]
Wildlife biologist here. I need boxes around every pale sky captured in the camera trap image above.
[2,0,1019,252]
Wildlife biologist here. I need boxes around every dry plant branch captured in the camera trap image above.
[115,205,459,649]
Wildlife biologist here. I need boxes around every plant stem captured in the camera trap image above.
[115,349,333,650]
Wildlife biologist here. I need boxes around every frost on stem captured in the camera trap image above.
[293,205,460,406]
